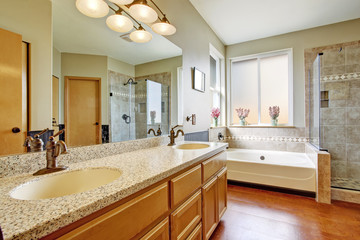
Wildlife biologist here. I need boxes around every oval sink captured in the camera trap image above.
[10,168,122,200]
[176,143,210,150]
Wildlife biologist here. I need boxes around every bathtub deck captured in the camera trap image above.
[210,184,360,240]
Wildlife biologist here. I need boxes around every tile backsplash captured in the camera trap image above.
[209,127,307,152]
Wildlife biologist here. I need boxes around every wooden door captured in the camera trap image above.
[217,168,227,220]
[0,28,27,156]
[52,76,59,139]
[202,176,218,240]
[65,76,101,147]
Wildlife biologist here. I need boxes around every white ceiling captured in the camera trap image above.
[189,0,360,45]
[53,0,182,65]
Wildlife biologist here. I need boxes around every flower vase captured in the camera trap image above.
[240,119,246,126]
[151,118,155,125]
[214,118,218,127]
[271,118,278,126]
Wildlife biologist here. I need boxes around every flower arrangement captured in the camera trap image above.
[269,106,280,126]
[235,108,250,126]
[211,107,220,126]
[269,106,280,119]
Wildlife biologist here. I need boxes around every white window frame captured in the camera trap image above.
[209,44,226,126]
[228,48,294,126]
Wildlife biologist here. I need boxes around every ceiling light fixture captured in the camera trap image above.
[76,0,109,18]
[75,0,176,43]
[128,0,158,23]
[130,25,153,43]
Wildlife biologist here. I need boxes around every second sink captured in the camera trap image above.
[10,168,122,200]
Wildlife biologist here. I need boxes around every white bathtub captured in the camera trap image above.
[227,148,316,192]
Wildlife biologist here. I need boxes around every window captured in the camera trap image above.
[210,44,225,125]
[230,49,293,126]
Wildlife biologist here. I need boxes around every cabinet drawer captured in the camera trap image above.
[186,223,202,240]
[170,190,202,240]
[170,165,201,208]
[140,217,169,240]
[59,183,169,240]
[202,151,226,183]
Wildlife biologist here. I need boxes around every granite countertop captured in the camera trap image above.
[0,141,228,240]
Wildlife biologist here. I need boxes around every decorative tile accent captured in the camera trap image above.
[321,72,360,82]
[225,135,308,143]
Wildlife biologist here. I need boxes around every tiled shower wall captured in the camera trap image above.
[305,40,360,184]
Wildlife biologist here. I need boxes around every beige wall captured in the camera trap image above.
[108,57,135,77]
[53,47,61,79]
[226,18,360,127]
[158,0,225,133]
[0,0,52,130]
[61,53,108,124]
[135,56,183,126]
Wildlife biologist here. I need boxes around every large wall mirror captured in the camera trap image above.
[0,0,183,157]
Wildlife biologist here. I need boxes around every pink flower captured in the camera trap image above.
[269,106,280,119]
[235,108,250,120]
[211,107,220,119]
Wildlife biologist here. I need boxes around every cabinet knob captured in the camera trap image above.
[12,127,21,133]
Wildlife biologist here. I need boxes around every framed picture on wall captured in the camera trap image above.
[192,67,205,92]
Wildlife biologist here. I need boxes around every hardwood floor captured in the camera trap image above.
[210,184,360,240]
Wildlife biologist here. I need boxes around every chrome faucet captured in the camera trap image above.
[33,129,68,176]
[23,128,49,152]
[148,125,162,136]
[168,125,184,146]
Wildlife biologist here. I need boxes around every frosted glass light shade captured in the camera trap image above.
[109,0,134,5]
[76,0,109,18]
[129,2,158,23]
[130,29,152,43]
[152,22,176,35]
[106,14,133,32]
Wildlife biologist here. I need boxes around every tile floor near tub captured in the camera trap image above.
[210,185,360,240]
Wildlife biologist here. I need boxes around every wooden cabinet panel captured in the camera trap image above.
[202,152,226,183]
[170,165,201,208]
[170,190,202,240]
[217,168,227,219]
[140,217,169,240]
[58,183,169,240]
[202,176,218,240]
[186,223,202,240]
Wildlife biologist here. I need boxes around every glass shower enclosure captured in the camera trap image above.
[109,77,169,142]
[308,42,360,191]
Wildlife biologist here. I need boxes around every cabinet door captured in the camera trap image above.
[202,176,218,240]
[217,167,227,220]
[171,190,202,240]
[140,217,169,240]
[58,183,168,240]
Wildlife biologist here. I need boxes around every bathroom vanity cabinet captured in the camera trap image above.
[47,151,227,240]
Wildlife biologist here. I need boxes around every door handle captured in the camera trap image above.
[12,127,21,133]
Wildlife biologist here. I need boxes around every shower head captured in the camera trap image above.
[124,78,137,86]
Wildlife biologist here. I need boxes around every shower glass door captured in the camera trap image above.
[309,54,321,149]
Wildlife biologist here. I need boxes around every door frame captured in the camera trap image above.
[64,76,102,145]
